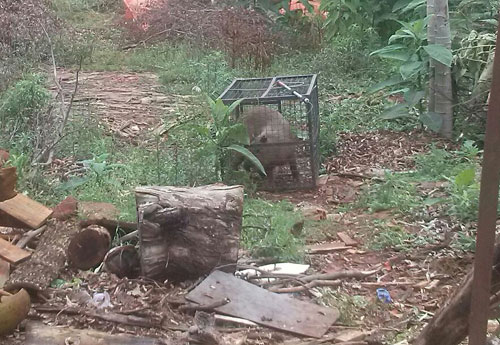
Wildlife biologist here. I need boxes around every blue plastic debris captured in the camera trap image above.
[376,288,392,303]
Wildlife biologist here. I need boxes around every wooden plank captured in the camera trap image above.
[306,241,350,254]
[186,270,339,338]
[0,193,52,229]
[0,237,31,264]
[25,322,164,345]
[337,232,359,247]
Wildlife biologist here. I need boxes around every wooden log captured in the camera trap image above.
[0,167,17,202]
[25,321,166,345]
[4,219,79,292]
[412,243,500,345]
[103,245,140,278]
[68,225,111,270]
[135,184,244,281]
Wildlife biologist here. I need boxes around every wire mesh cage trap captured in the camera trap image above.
[219,74,319,191]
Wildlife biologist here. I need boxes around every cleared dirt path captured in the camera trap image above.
[48,68,193,141]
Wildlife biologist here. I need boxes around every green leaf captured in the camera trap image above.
[366,76,404,94]
[455,168,476,188]
[227,98,243,116]
[223,123,250,146]
[58,176,90,191]
[420,112,443,132]
[50,278,66,288]
[400,61,424,80]
[404,89,425,107]
[227,145,266,176]
[370,45,411,61]
[212,98,227,125]
[392,0,414,12]
[401,0,425,13]
[381,104,411,119]
[423,45,453,67]
[225,98,244,124]
[389,31,416,44]
[424,197,446,206]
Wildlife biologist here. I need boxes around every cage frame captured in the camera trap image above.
[219,74,319,191]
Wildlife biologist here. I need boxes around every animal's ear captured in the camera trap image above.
[259,135,268,143]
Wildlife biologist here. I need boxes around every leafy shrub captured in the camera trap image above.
[0,74,50,151]
[358,173,420,214]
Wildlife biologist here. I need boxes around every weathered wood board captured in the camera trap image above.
[306,241,350,254]
[0,237,31,264]
[337,232,359,247]
[186,270,340,338]
[25,322,165,345]
[0,193,52,229]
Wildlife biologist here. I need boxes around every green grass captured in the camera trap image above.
[318,288,378,325]
[242,199,305,262]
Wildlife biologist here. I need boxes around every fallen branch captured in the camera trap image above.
[269,280,342,293]
[301,269,380,283]
[360,281,415,288]
[118,229,139,243]
[15,226,47,249]
[34,305,158,329]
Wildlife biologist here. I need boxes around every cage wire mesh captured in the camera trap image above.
[220,74,319,191]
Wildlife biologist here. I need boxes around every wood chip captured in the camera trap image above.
[306,242,351,254]
[333,330,369,342]
[337,232,358,247]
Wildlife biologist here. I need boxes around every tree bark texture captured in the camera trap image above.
[470,51,495,115]
[427,0,436,113]
[428,0,453,138]
[412,244,500,345]
[135,184,244,281]
[4,219,78,292]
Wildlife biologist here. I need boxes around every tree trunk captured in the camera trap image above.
[429,0,453,138]
[25,321,166,345]
[68,225,111,270]
[470,51,495,116]
[427,0,436,113]
[135,184,244,282]
[4,219,78,292]
[412,243,500,345]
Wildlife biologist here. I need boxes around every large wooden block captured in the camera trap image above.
[0,193,52,229]
[135,184,244,281]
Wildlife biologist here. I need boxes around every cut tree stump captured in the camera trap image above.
[4,219,78,292]
[135,184,244,281]
[68,224,111,270]
[25,321,166,345]
[412,243,500,345]
[0,167,17,202]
